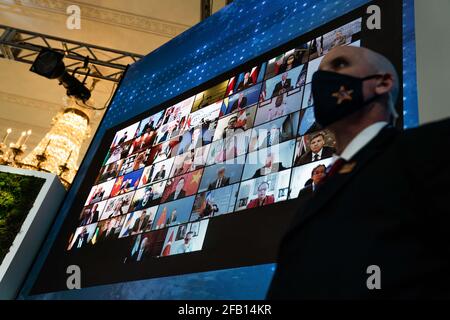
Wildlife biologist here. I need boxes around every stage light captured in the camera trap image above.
[30,48,91,102]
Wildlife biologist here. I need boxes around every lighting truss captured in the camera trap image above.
[0,24,144,82]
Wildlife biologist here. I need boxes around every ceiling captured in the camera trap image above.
[0,0,227,166]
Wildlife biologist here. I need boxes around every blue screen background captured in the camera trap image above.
[20,0,417,299]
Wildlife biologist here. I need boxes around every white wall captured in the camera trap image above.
[414,0,450,124]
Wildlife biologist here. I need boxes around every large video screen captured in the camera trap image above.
[30,1,403,295]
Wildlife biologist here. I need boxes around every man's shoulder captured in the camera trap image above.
[298,185,313,196]
[398,118,450,156]
[402,118,450,140]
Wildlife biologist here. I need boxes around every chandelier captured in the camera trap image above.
[0,97,92,188]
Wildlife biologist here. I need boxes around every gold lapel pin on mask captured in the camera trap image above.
[332,86,354,105]
[338,162,357,174]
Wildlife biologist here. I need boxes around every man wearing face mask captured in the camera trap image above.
[267,46,450,299]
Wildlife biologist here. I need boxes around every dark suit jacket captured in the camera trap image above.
[295,146,336,166]
[132,218,143,234]
[97,229,107,243]
[153,170,166,182]
[237,79,254,91]
[135,195,154,211]
[230,97,248,113]
[74,233,89,248]
[271,79,292,98]
[268,119,450,299]
[296,184,314,200]
[90,210,99,224]
[208,176,230,190]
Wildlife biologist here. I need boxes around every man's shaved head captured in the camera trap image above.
[313,46,400,154]
[319,46,399,119]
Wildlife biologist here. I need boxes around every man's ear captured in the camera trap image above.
[374,73,394,95]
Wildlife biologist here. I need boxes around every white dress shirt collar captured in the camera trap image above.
[312,148,323,160]
[338,121,389,161]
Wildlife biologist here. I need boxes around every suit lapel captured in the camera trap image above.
[285,126,399,238]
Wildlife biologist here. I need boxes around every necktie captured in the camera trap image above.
[319,158,347,186]
[313,154,319,161]
[216,178,221,188]
[327,158,347,177]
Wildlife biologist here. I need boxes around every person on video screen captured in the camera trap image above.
[252,152,287,179]
[268,46,450,299]
[271,72,293,98]
[132,212,148,235]
[208,167,230,190]
[247,181,275,209]
[221,115,245,140]
[117,132,128,145]
[278,54,297,74]
[165,209,178,227]
[230,92,248,113]
[74,227,89,249]
[175,231,194,254]
[260,124,281,149]
[297,164,326,200]
[268,95,286,121]
[152,164,166,182]
[88,203,100,224]
[198,193,219,219]
[166,178,187,201]
[237,72,254,91]
[133,236,150,262]
[134,186,154,210]
[295,132,336,166]
[90,186,105,204]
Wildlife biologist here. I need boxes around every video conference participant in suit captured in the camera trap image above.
[88,203,101,224]
[295,132,336,166]
[296,164,326,199]
[268,46,450,299]
[133,235,149,262]
[237,72,255,91]
[131,186,154,211]
[73,227,89,249]
[271,72,292,98]
[252,152,287,179]
[221,115,245,140]
[95,219,112,243]
[207,167,230,190]
[199,156,245,192]
[131,211,150,235]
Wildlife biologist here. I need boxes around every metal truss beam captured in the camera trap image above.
[0,25,144,82]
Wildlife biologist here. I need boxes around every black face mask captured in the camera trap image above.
[311,70,383,127]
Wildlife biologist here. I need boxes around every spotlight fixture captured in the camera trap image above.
[30,48,91,102]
